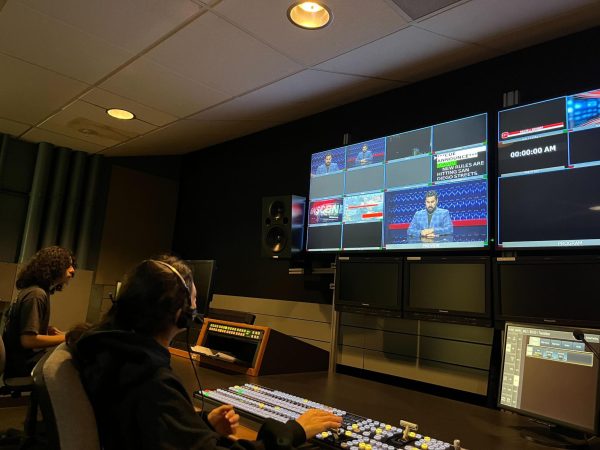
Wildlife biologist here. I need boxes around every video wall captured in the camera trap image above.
[307,114,489,251]
[497,88,600,249]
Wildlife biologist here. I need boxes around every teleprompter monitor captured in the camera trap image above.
[307,113,489,252]
[403,256,491,326]
[495,257,600,328]
[497,88,600,249]
[499,323,600,442]
[334,256,402,316]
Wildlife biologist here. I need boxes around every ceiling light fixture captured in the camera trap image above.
[107,108,135,120]
[287,2,332,30]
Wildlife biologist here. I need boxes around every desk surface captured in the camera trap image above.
[171,355,599,450]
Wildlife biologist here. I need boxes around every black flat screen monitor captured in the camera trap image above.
[170,260,216,351]
[495,257,600,328]
[186,259,216,317]
[307,113,489,252]
[403,257,491,325]
[497,88,600,249]
[334,257,402,315]
[499,322,600,437]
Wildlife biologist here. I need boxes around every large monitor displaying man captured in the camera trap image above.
[306,113,489,251]
[497,88,600,249]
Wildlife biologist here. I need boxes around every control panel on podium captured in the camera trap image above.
[191,319,328,376]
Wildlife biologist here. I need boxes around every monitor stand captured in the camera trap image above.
[519,424,591,449]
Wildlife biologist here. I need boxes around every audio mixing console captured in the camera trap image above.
[196,384,460,450]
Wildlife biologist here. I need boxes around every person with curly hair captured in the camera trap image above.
[2,246,75,377]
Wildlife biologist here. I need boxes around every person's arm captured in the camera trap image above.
[434,210,454,235]
[20,333,65,349]
[136,372,341,450]
[406,211,421,237]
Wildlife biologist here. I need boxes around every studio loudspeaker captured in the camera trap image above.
[261,195,305,258]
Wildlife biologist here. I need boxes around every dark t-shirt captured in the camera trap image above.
[2,286,50,377]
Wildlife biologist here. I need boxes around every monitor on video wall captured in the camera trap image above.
[334,256,402,315]
[495,257,600,328]
[497,88,600,249]
[403,256,491,326]
[306,113,489,251]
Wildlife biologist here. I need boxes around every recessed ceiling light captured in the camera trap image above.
[287,2,332,30]
[107,108,135,120]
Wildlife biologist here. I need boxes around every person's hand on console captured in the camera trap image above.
[295,409,342,439]
[207,404,240,436]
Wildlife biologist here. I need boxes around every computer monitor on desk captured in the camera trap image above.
[499,322,600,446]
[194,319,328,376]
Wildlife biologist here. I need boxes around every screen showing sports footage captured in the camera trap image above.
[497,88,600,249]
[307,113,489,251]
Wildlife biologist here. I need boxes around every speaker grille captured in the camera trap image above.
[265,226,287,253]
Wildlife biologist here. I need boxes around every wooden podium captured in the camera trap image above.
[171,319,329,376]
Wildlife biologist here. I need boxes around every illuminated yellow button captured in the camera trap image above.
[253,386,259,391]
[385,424,392,430]
[409,432,416,438]
[303,399,308,403]
[352,424,358,429]
[345,431,353,437]
[375,428,382,434]
[321,432,329,438]
[259,403,264,408]
[275,406,280,410]
[421,444,428,450]
[424,436,430,441]
[358,443,366,449]
[365,445,372,450]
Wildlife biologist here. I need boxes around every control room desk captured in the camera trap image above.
[171,354,600,450]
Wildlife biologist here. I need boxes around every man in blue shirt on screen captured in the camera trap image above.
[355,144,373,166]
[407,190,453,238]
[316,152,339,175]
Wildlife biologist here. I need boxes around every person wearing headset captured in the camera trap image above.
[2,246,75,378]
[71,256,341,450]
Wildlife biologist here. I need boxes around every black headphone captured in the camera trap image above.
[151,260,195,329]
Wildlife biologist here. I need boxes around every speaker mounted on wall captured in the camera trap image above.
[261,195,306,258]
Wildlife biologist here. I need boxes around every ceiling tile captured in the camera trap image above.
[0,53,89,124]
[482,2,600,52]
[100,57,230,117]
[81,88,178,127]
[39,100,156,147]
[0,1,132,83]
[146,11,303,96]
[21,127,105,153]
[388,0,462,20]
[18,0,203,54]
[316,26,496,82]
[212,0,409,66]
[0,117,31,137]
[101,119,282,156]
[418,0,597,47]
[191,70,404,122]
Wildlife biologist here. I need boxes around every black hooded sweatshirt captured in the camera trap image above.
[75,330,306,450]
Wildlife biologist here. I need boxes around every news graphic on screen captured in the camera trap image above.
[497,88,600,249]
[499,323,600,436]
[307,113,488,251]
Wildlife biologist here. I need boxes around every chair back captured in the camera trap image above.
[32,343,101,450]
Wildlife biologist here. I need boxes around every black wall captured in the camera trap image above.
[173,27,600,303]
